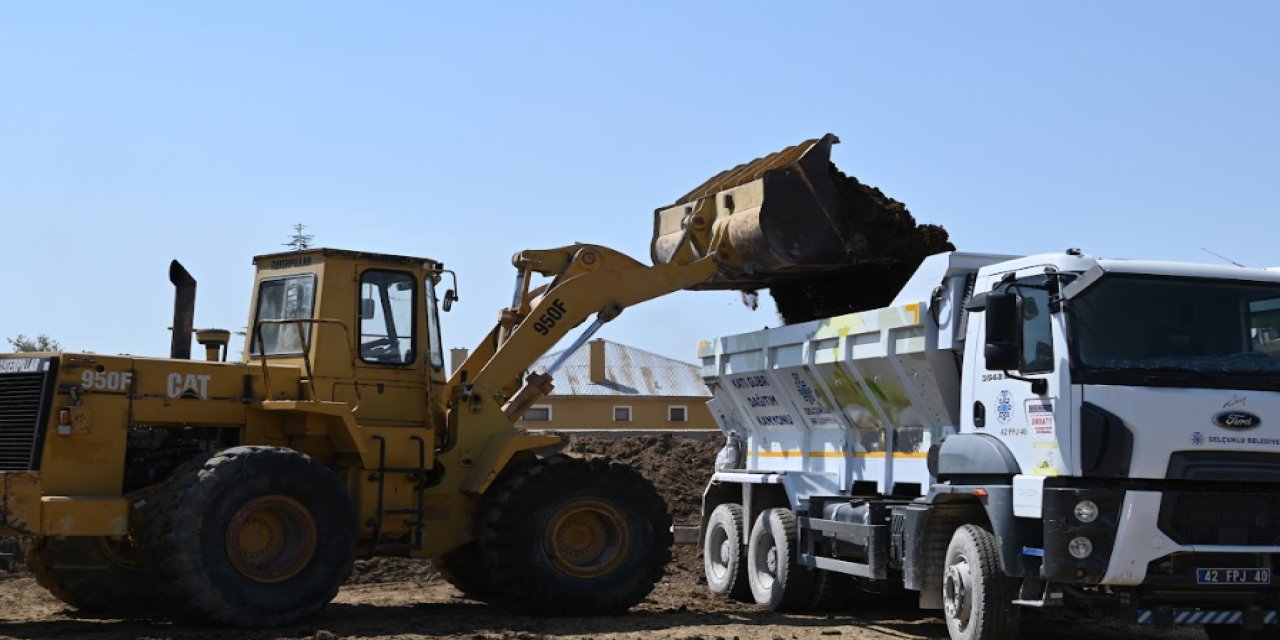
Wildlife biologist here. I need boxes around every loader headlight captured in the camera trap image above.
[1073,499,1099,524]
[1068,536,1094,559]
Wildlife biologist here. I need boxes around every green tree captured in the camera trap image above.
[7,334,61,353]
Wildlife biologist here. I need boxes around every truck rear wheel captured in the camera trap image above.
[479,455,672,615]
[942,524,1020,640]
[25,536,161,615]
[746,507,814,611]
[703,503,751,601]
[143,446,356,626]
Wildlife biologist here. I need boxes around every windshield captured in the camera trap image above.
[1069,275,1280,389]
[251,274,316,356]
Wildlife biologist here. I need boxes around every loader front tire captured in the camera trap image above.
[746,507,814,612]
[703,503,751,601]
[25,536,161,616]
[479,455,672,615]
[143,446,356,626]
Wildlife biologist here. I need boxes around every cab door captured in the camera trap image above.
[334,267,428,427]
[966,269,1074,477]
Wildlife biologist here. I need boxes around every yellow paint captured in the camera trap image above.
[40,496,129,537]
[905,303,921,326]
[853,451,929,459]
[756,450,803,458]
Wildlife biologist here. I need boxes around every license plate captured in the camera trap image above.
[1196,568,1271,585]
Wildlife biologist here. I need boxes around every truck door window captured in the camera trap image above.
[1011,278,1054,374]
[251,274,316,356]
[359,270,416,365]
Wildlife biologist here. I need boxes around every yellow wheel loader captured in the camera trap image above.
[0,134,940,625]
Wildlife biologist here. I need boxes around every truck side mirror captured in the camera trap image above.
[983,291,1021,371]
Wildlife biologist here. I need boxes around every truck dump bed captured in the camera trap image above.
[697,252,1006,498]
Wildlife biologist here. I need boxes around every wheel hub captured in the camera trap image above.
[225,495,317,584]
[943,556,973,629]
[542,498,631,580]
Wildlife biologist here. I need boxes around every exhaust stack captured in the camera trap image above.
[169,260,196,360]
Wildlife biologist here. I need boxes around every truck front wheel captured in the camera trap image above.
[703,503,751,601]
[746,507,814,611]
[942,524,1020,640]
[142,446,356,626]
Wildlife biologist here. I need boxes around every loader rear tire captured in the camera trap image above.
[746,507,815,612]
[435,542,498,601]
[479,454,672,615]
[25,536,161,616]
[703,503,752,601]
[143,446,356,626]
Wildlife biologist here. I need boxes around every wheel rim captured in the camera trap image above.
[707,523,731,582]
[943,552,973,631]
[752,530,778,589]
[225,495,317,584]
[542,498,631,580]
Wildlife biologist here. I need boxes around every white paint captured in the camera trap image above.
[167,373,211,399]
[1012,474,1046,518]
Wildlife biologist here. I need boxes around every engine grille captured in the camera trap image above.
[1162,492,1280,546]
[0,361,54,471]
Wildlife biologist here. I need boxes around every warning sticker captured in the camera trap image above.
[1026,399,1055,442]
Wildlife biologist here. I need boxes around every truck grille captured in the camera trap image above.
[1162,492,1280,546]
[0,360,55,471]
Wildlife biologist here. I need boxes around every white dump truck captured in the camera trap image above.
[698,249,1280,640]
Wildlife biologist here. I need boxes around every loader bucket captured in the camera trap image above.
[651,133,946,292]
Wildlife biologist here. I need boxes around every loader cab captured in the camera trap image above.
[246,248,450,428]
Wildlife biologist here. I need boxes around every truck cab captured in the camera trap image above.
[698,249,1280,639]
[958,252,1280,613]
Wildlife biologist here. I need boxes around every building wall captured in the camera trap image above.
[517,395,715,431]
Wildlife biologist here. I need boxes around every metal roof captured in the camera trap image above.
[532,340,710,398]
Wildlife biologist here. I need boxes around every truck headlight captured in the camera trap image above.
[1073,499,1099,524]
[1068,536,1094,559]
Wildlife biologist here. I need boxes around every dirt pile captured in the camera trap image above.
[769,167,954,325]
[564,433,724,524]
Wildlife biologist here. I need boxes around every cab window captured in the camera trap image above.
[359,270,416,365]
[251,274,316,356]
[1010,277,1055,373]
[425,277,445,370]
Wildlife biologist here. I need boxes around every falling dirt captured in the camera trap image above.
[769,167,954,325]
[0,434,1205,639]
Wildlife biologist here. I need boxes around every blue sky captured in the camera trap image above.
[2,2,1277,362]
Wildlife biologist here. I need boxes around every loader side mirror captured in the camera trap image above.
[360,298,376,320]
[983,291,1022,371]
[443,289,458,312]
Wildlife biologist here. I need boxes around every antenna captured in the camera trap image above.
[284,224,314,252]
[1201,247,1246,268]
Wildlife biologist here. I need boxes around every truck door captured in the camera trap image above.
[968,271,1073,477]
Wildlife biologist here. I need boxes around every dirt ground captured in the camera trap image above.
[0,435,1206,639]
